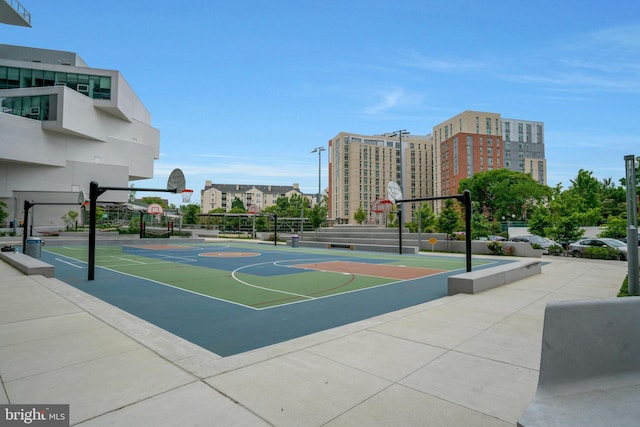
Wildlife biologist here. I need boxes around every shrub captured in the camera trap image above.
[619,275,629,297]
[504,245,516,256]
[585,246,621,260]
[487,241,504,255]
[547,244,563,256]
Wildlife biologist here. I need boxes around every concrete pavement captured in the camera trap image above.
[0,255,627,426]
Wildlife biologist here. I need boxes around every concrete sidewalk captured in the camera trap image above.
[0,256,626,426]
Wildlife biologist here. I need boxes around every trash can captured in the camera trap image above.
[291,234,299,248]
[25,238,42,258]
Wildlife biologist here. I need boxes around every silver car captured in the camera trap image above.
[568,238,628,261]
[509,235,557,254]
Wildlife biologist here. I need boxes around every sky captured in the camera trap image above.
[4,0,640,206]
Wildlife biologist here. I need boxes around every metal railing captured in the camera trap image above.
[4,0,31,26]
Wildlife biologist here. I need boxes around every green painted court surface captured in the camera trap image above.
[42,242,502,355]
[45,242,487,309]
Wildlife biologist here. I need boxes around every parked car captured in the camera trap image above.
[568,238,628,260]
[487,235,507,241]
[509,235,557,254]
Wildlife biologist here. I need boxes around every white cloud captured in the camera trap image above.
[364,89,405,114]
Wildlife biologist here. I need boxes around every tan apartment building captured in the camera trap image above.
[200,181,310,213]
[328,132,435,224]
[327,111,546,227]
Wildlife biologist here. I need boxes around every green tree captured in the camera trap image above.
[527,206,553,237]
[354,206,367,224]
[182,204,200,225]
[0,201,7,226]
[436,199,462,238]
[458,169,550,221]
[599,216,627,239]
[275,196,290,212]
[141,196,168,209]
[128,184,137,203]
[61,210,79,230]
[600,178,627,219]
[470,202,494,239]
[231,197,246,212]
[416,203,436,232]
[544,213,585,245]
[308,195,328,229]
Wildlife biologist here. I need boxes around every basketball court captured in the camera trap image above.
[42,241,502,356]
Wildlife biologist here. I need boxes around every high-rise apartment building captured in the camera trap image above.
[433,111,547,196]
[501,118,546,185]
[433,111,504,197]
[329,111,546,225]
[328,132,435,224]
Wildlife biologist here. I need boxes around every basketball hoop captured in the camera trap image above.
[181,189,193,203]
[248,204,259,215]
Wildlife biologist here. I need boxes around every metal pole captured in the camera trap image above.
[318,149,322,204]
[273,213,278,246]
[625,155,638,295]
[88,181,98,281]
[13,197,17,236]
[463,190,472,272]
[398,204,403,255]
[22,200,30,251]
[311,146,325,204]
[628,226,638,295]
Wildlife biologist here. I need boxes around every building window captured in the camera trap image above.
[0,65,111,99]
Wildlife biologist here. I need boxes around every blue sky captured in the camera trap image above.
[4,1,640,206]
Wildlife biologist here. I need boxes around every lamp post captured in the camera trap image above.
[311,146,325,204]
[624,154,638,295]
[386,130,409,224]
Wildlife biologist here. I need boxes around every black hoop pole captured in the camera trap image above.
[395,190,472,272]
[88,182,177,280]
[273,213,278,246]
[398,204,403,254]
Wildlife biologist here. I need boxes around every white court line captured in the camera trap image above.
[150,254,198,262]
[232,260,315,300]
[110,256,146,264]
[55,257,84,269]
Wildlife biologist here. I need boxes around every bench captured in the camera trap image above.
[447,259,541,295]
[0,251,55,277]
[518,298,640,426]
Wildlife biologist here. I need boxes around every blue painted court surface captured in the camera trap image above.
[42,242,504,356]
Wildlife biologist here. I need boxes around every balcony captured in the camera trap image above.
[0,0,32,27]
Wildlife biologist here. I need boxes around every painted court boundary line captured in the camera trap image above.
[45,248,498,311]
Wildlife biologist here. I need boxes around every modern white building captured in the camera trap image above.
[0,44,160,228]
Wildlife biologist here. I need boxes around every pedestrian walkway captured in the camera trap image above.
[0,255,626,426]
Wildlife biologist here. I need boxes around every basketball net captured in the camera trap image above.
[181,189,194,203]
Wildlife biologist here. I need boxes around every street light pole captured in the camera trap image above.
[311,146,325,204]
[387,130,409,223]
